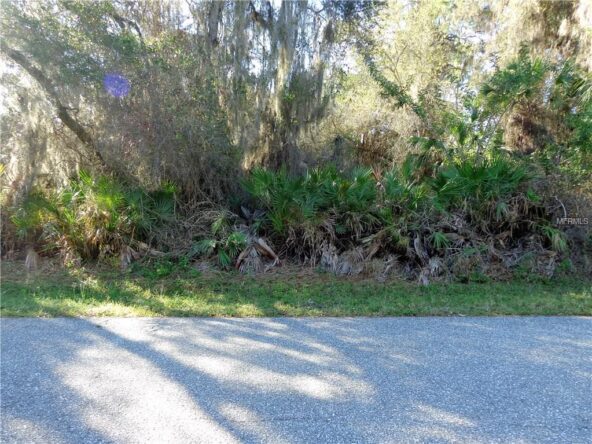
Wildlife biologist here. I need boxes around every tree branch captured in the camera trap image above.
[1,46,106,167]
[110,13,144,43]
[249,1,271,30]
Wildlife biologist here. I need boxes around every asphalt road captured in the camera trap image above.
[1,317,591,443]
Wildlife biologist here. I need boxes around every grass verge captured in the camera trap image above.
[1,261,590,317]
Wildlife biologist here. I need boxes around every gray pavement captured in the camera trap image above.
[1,317,591,443]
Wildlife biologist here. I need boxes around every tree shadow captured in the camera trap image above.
[2,316,591,443]
[1,319,114,443]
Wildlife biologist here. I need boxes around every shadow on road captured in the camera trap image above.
[2,317,591,443]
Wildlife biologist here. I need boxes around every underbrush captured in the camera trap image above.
[241,152,590,282]
[4,151,590,284]
[5,171,176,265]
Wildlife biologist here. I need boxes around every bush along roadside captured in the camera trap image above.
[5,153,590,284]
[8,171,176,267]
[240,151,589,283]
[6,151,590,284]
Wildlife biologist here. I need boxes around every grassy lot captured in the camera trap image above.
[1,261,591,317]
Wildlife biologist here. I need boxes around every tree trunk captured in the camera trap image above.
[2,46,107,167]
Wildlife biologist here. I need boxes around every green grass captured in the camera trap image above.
[1,261,590,317]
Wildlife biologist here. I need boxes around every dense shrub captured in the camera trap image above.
[9,171,176,263]
[242,151,563,277]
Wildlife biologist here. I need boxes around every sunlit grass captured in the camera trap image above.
[1,261,590,317]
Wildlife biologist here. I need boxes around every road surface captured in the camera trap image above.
[1,317,591,443]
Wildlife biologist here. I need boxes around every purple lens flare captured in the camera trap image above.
[103,73,131,98]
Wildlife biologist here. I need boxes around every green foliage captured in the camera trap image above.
[364,54,427,120]
[543,61,592,178]
[243,149,537,261]
[540,225,568,253]
[10,171,176,261]
[133,256,197,280]
[431,154,530,210]
[244,166,385,257]
[430,231,450,250]
[190,228,247,269]
[479,50,549,113]
[149,259,176,279]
